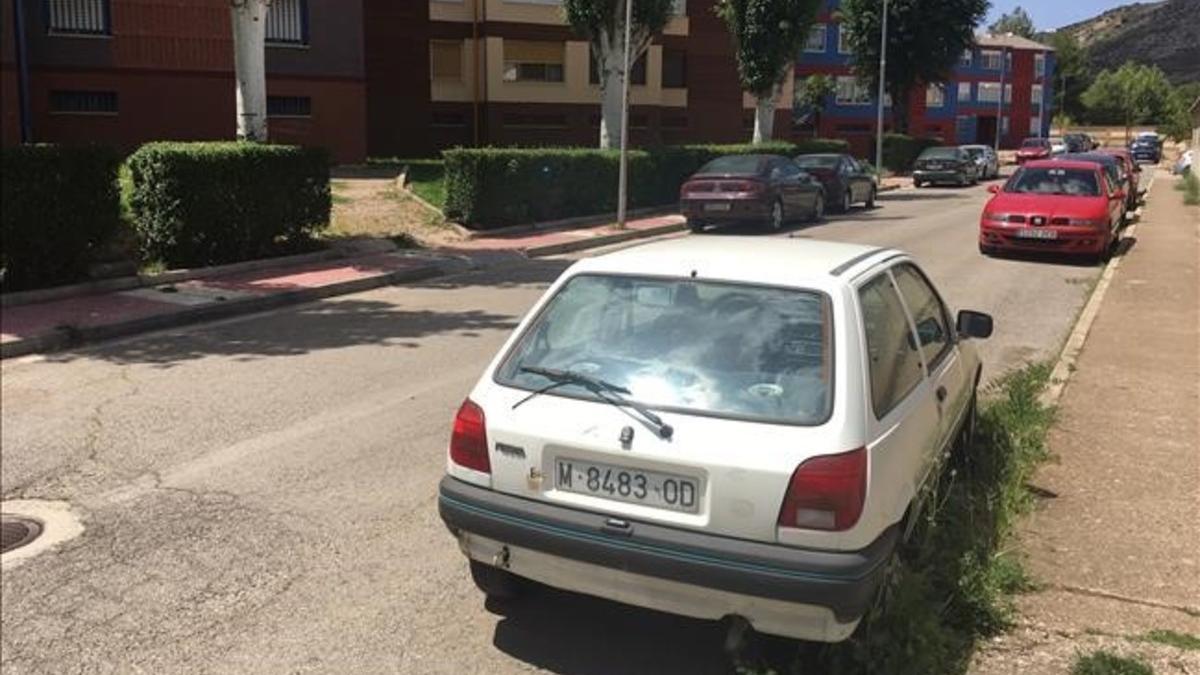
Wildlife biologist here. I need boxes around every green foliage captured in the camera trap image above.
[1142,629,1200,651]
[0,144,121,291]
[1072,651,1154,675]
[989,6,1036,39]
[127,142,330,268]
[794,73,837,135]
[1180,171,1199,206]
[715,0,822,97]
[1048,31,1090,122]
[1082,62,1176,130]
[1159,82,1200,141]
[404,159,447,209]
[840,0,987,132]
[563,0,674,41]
[879,133,943,173]
[442,140,849,227]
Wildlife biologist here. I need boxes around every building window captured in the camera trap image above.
[1031,114,1042,135]
[977,81,1001,103]
[266,0,307,45]
[1001,115,1009,135]
[957,81,971,102]
[431,41,463,81]
[49,90,117,114]
[589,52,646,86]
[980,50,1002,70]
[926,83,945,108]
[1006,51,1012,71]
[1034,53,1045,78]
[267,96,311,117]
[959,50,972,67]
[46,0,110,35]
[1004,83,1012,102]
[955,115,971,138]
[1031,84,1043,106]
[662,48,687,88]
[503,40,565,83]
[837,25,853,54]
[835,76,871,105]
[805,25,826,53]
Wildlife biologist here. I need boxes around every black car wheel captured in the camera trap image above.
[810,193,825,222]
[840,189,852,212]
[687,218,705,233]
[769,199,784,231]
[865,186,877,209]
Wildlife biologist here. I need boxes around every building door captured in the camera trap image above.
[976,116,997,146]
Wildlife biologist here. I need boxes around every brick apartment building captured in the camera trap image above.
[1,0,1052,162]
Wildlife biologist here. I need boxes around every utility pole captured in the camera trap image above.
[874,0,889,177]
[12,0,32,143]
[616,0,634,229]
[994,45,1006,154]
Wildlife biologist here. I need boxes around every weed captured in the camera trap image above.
[1179,171,1199,205]
[1142,629,1200,651]
[1071,650,1154,675]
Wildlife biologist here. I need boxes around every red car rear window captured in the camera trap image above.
[1007,167,1100,196]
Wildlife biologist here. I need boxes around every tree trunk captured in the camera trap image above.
[599,57,624,150]
[752,82,783,144]
[232,0,268,142]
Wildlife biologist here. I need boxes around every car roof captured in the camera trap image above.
[1060,152,1118,164]
[571,236,898,290]
[960,144,990,150]
[1021,159,1103,171]
[795,153,845,159]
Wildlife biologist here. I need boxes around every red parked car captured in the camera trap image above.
[1098,147,1142,211]
[979,160,1125,263]
[1015,138,1053,164]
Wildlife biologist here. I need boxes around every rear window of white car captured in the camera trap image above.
[495,274,834,425]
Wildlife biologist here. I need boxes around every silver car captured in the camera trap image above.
[960,144,999,180]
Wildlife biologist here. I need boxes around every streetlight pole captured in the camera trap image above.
[874,0,888,177]
[616,0,634,229]
[994,45,1006,155]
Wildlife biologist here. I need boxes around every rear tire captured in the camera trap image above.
[687,218,705,234]
[470,560,526,602]
[809,193,825,222]
[955,389,978,454]
[768,199,784,231]
[979,242,995,256]
[865,186,877,209]
[841,189,852,213]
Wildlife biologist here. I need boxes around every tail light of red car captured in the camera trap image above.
[777,447,867,531]
[450,398,491,473]
[720,179,765,194]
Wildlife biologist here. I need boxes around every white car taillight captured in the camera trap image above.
[777,447,866,531]
[449,399,491,474]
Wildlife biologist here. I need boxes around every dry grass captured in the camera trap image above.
[327,170,464,248]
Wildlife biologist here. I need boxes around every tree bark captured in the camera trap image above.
[752,81,785,144]
[594,19,648,149]
[232,0,268,142]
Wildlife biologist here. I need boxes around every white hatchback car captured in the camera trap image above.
[438,237,993,642]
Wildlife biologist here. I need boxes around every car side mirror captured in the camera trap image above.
[987,184,1001,194]
[956,310,993,339]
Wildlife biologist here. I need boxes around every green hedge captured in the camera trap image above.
[880,133,945,173]
[0,145,121,291]
[443,139,850,228]
[127,142,330,267]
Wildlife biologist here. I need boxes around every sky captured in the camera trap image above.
[984,0,1149,31]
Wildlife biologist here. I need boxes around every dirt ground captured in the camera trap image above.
[328,168,465,249]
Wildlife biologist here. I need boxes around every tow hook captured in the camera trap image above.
[492,545,511,570]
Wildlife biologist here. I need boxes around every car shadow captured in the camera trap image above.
[986,235,1137,267]
[489,585,733,675]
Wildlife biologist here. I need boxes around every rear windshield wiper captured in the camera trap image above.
[515,365,674,439]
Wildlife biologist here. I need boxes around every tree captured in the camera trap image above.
[1082,62,1175,140]
[231,0,269,142]
[840,0,988,134]
[564,0,674,149]
[794,73,836,137]
[988,6,1035,39]
[715,0,821,143]
[1047,31,1089,123]
[1157,82,1200,141]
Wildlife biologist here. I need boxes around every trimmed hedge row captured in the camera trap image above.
[444,139,850,228]
[880,133,945,173]
[0,145,121,291]
[128,142,331,268]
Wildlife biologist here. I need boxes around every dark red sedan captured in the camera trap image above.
[1015,138,1053,164]
[679,155,825,233]
[979,160,1125,263]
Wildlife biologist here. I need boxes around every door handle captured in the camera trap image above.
[936,386,948,403]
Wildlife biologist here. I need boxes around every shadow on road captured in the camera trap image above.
[877,190,973,202]
[489,585,732,675]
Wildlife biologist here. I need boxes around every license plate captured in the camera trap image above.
[1016,228,1058,240]
[704,202,732,212]
[927,163,942,170]
[555,459,700,513]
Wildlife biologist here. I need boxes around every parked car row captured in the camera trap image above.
[913,144,1000,187]
[678,153,878,233]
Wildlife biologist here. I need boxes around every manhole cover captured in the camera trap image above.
[1,515,43,555]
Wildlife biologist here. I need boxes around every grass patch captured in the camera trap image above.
[1072,651,1154,675]
[370,157,445,210]
[1142,629,1200,650]
[1177,171,1199,205]
[743,363,1055,675]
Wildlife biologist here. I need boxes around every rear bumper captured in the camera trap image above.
[679,197,770,223]
[438,476,898,631]
[913,169,966,183]
[980,223,1108,255]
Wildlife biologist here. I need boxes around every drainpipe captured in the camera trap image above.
[12,0,33,143]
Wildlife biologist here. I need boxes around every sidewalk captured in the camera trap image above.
[971,173,1200,673]
[0,213,685,359]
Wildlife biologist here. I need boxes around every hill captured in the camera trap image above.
[1053,0,1200,84]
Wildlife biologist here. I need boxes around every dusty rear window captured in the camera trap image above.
[496,274,834,425]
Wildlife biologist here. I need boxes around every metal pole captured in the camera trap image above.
[874,0,888,176]
[616,0,634,229]
[994,46,1005,154]
[12,0,32,143]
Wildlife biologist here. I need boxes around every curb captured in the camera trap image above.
[523,220,688,257]
[454,206,678,241]
[0,263,443,360]
[1038,170,1157,407]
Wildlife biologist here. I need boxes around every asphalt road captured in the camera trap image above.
[0,176,1107,674]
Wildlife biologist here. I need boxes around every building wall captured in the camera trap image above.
[1,0,367,162]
